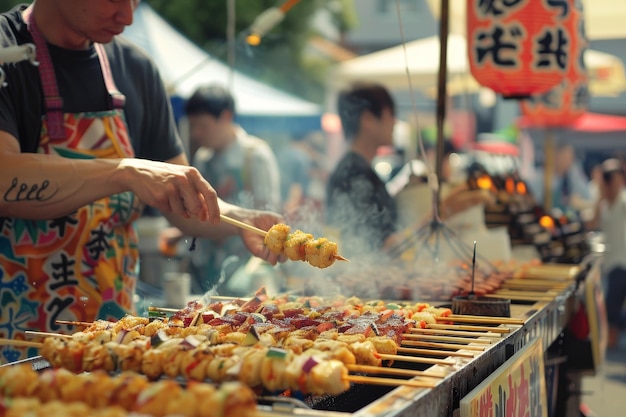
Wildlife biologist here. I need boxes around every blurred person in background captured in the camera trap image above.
[160,85,281,292]
[326,83,398,259]
[588,163,604,203]
[528,143,591,211]
[277,132,314,215]
[589,158,626,348]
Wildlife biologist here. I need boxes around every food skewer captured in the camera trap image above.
[401,334,492,345]
[402,340,486,351]
[265,223,349,267]
[502,280,570,288]
[346,364,447,378]
[436,315,525,325]
[220,218,349,267]
[0,364,256,417]
[0,339,43,348]
[0,339,441,396]
[482,294,554,302]
[387,345,473,360]
[494,289,560,296]
[25,330,72,339]
[408,328,502,338]
[345,375,438,389]
[395,347,475,358]
[378,354,456,365]
[425,323,511,333]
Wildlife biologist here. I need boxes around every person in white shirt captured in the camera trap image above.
[161,85,281,292]
[591,158,626,348]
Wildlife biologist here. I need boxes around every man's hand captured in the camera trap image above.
[235,209,286,265]
[118,158,219,223]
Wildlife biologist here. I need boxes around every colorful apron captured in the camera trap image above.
[0,8,143,363]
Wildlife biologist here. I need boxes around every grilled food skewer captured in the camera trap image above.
[402,340,486,351]
[425,324,511,333]
[437,315,524,325]
[401,333,492,344]
[345,375,438,389]
[408,328,502,338]
[346,364,447,378]
[395,347,475,358]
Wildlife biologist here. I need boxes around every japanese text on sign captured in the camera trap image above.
[461,337,547,417]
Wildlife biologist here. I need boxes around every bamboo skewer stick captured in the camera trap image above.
[402,340,486,351]
[427,323,511,333]
[0,339,43,348]
[494,289,560,296]
[437,315,525,325]
[380,354,457,365]
[148,306,181,314]
[483,294,554,302]
[396,346,475,358]
[379,354,456,365]
[347,364,447,379]
[220,214,267,236]
[25,331,72,339]
[502,278,571,288]
[401,333,492,344]
[407,328,502,338]
[499,287,569,294]
[344,375,438,389]
[56,320,94,327]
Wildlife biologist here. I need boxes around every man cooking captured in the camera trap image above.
[0,0,283,362]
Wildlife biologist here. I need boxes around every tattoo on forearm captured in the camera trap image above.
[3,177,58,203]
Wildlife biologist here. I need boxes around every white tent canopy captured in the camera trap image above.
[332,34,626,97]
[123,3,321,118]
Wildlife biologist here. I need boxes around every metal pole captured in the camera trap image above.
[435,0,450,211]
[543,129,555,212]
[227,0,236,89]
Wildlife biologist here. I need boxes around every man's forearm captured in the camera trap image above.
[0,151,128,220]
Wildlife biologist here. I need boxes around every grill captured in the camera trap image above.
[0,262,590,417]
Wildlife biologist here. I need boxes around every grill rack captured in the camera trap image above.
[1,262,587,417]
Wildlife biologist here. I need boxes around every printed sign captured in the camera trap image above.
[461,337,547,417]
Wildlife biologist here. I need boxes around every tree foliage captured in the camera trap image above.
[0,0,356,103]
[144,0,353,103]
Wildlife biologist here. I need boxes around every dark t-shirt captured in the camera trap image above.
[326,151,398,257]
[0,5,182,160]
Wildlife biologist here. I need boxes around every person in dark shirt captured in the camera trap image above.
[326,83,398,258]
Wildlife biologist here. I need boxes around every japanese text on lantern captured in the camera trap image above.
[519,0,588,126]
[467,0,574,97]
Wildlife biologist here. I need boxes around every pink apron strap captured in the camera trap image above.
[23,6,64,140]
[23,6,126,140]
[95,44,126,109]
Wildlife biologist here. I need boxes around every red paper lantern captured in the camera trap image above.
[467,0,576,98]
[520,2,588,127]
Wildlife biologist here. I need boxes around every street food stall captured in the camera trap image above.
[0,2,609,417]
[0,250,606,417]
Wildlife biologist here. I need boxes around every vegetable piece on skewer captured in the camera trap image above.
[283,229,313,261]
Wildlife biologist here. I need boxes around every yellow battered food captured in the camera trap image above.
[264,223,342,268]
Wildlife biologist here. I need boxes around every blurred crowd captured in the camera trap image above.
[151,81,626,348]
